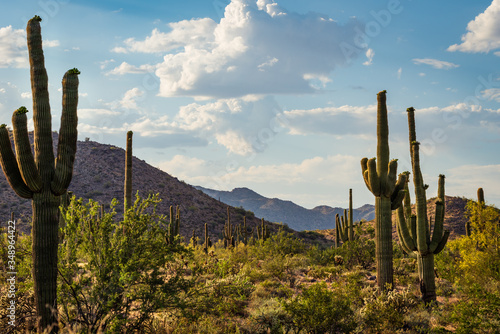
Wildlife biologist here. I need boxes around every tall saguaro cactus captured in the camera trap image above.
[124,130,133,212]
[0,16,79,332]
[396,107,449,303]
[361,90,406,290]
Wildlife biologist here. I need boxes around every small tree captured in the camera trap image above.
[58,195,194,332]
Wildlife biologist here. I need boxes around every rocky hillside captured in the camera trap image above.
[195,186,375,231]
[0,133,288,241]
[0,133,473,244]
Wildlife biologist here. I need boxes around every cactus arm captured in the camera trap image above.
[396,217,415,256]
[51,69,80,195]
[0,125,33,199]
[432,230,450,254]
[336,214,347,242]
[390,172,407,210]
[27,16,55,178]
[366,157,381,196]
[411,142,429,252]
[402,172,412,220]
[396,205,417,252]
[12,107,42,192]
[385,159,398,197]
[429,175,446,253]
[361,157,370,190]
[391,188,406,210]
[429,200,445,252]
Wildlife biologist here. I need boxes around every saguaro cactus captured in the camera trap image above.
[0,16,79,332]
[203,222,211,253]
[223,207,235,248]
[238,216,254,245]
[124,130,133,212]
[257,217,269,241]
[337,189,356,244]
[396,107,449,303]
[165,205,180,245]
[361,90,406,290]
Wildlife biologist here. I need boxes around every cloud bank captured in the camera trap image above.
[111,0,363,98]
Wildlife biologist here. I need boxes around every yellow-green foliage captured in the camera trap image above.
[435,199,500,333]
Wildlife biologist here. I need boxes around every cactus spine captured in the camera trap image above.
[361,91,406,291]
[396,107,449,303]
[124,130,133,212]
[0,16,79,332]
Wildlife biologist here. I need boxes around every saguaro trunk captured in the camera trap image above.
[375,196,394,289]
[417,254,436,302]
[32,191,60,329]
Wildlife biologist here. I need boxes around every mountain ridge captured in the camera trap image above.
[195,186,375,231]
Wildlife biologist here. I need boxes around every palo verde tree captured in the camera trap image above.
[0,16,79,332]
[361,90,406,290]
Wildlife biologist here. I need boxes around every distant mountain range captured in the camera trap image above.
[194,186,375,231]
[0,132,470,242]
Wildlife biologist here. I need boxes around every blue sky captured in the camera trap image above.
[1,0,499,211]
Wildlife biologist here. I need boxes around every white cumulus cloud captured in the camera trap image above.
[363,48,374,66]
[448,0,500,54]
[283,104,377,136]
[0,26,28,68]
[113,0,363,98]
[106,62,157,75]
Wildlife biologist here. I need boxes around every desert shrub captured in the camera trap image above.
[194,273,255,318]
[450,283,500,334]
[58,195,194,333]
[282,282,356,334]
[340,237,376,269]
[358,286,418,333]
[244,298,292,334]
[260,254,309,286]
[256,229,307,258]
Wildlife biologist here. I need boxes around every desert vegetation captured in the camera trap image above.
[0,193,499,333]
[0,15,499,334]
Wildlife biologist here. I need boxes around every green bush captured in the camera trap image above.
[358,286,418,333]
[282,282,356,334]
[58,195,194,333]
[450,284,500,334]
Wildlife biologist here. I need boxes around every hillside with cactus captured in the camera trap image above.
[0,132,288,243]
[0,133,472,242]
